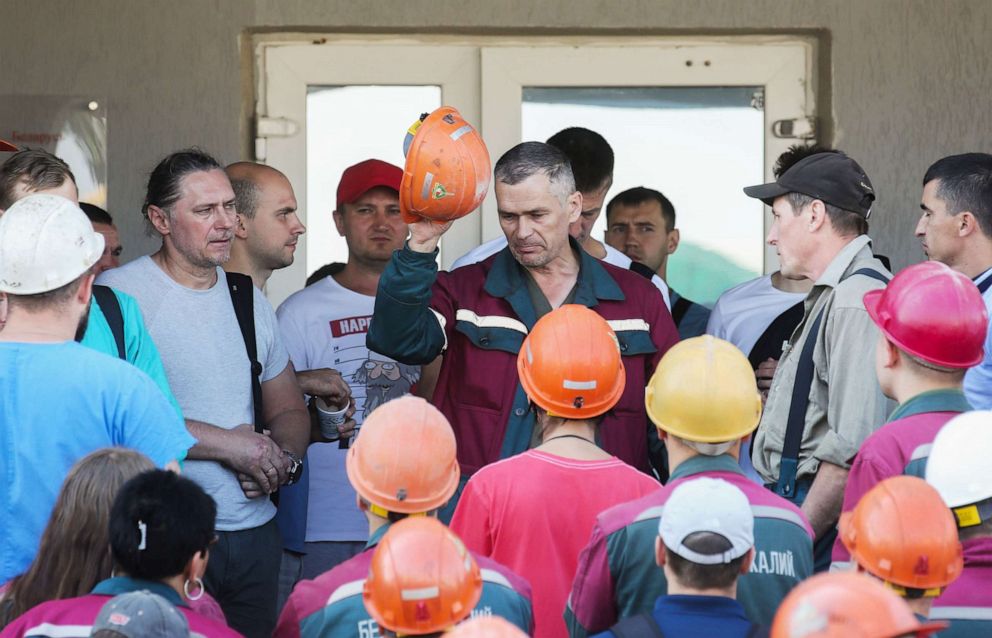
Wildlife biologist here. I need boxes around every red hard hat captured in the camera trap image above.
[863,261,988,368]
[400,106,491,224]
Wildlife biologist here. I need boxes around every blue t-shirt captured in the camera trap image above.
[0,341,196,583]
[595,595,755,638]
[964,268,992,409]
[81,288,183,418]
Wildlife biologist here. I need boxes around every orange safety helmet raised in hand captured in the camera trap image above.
[345,395,459,516]
[839,476,963,595]
[771,573,946,638]
[363,517,482,636]
[400,106,492,224]
[447,616,529,638]
[517,304,625,420]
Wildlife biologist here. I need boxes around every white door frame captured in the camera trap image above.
[255,35,815,304]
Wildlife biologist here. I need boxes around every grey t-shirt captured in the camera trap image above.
[99,256,290,530]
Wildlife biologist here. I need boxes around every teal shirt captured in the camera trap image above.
[82,288,183,419]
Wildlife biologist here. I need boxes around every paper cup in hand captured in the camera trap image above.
[315,398,348,440]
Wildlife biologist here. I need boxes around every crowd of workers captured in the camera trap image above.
[0,109,991,638]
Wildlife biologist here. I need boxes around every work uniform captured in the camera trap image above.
[274,523,534,638]
[367,239,678,487]
[929,537,992,637]
[668,289,710,340]
[831,388,971,567]
[753,236,892,568]
[565,455,813,638]
[0,577,240,638]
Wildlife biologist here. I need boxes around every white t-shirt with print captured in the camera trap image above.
[277,275,421,541]
[706,275,808,357]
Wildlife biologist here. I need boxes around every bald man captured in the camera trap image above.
[226,162,306,288]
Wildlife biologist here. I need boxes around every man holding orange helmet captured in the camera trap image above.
[367,121,679,508]
[450,305,660,638]
[831,261,987,566]
[274,396,532,638]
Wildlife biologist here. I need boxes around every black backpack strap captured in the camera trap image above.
[92,285,126,360]
[610,614,665,638]
[748,300,805,369]
[774,267,889,499]
[226,272,264,434]
[628,261,655,281]
[671,295,692,325]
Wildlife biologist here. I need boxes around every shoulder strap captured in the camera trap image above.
[226,272,264,433]
[747,300,805,369]
[92,285,126,360]
[671,296,692,325]
[610,614,665,638]
[628,261,655,281]
[775,267,889,497]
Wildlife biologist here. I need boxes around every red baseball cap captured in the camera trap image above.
[0,140,17,153]
[336,159,402,210]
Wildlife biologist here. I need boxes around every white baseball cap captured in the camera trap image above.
[659,477,754,565]
[0,194,103,294]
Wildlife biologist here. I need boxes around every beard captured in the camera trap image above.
[74,298,92,342]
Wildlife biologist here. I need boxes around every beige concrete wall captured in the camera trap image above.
[3,0,990,270]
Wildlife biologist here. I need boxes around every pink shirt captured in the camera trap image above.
[450,449,659,638]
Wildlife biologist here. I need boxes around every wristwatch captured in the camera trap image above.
[283,450,304,486]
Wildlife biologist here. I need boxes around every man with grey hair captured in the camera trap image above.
[368,141,678,517]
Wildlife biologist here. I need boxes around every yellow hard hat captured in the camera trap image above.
[645,336,762,443]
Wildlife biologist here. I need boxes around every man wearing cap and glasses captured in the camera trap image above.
[592,478,765,638]
[742,152,893,573]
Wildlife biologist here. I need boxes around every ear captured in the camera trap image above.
[566,191,583,224]
[655,536,666,568]
[881,336,900,370]
[78,273,95,306]
[332,208,347,237]
[147,205,171,237]
[739,548,755,575]
[667,228,680,255]
[233,214,249,239]
[185,548,210,582]
[959,211,980,238]
[807,199,828,233]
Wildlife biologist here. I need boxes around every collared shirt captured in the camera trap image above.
[367,238,678,479]
[565,455,813,638]
[830,388,971,567]
[964,267,992,409]
[754,236,894,483]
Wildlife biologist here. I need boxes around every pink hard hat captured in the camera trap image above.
[863,261,988,368]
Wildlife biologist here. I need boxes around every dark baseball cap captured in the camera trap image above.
[336,159,402,210]
[743,152,876,218]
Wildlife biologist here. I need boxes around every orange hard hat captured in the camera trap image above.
[400,106,491,224]
[839,476,963,593]
[517,304,625,419]
[447,616,529,638]
[345,395,459,515]
[363,517,482,635]
[771,573,946,638]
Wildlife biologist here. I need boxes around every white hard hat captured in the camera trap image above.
[0,194,104,294]
[926,411,992,512]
